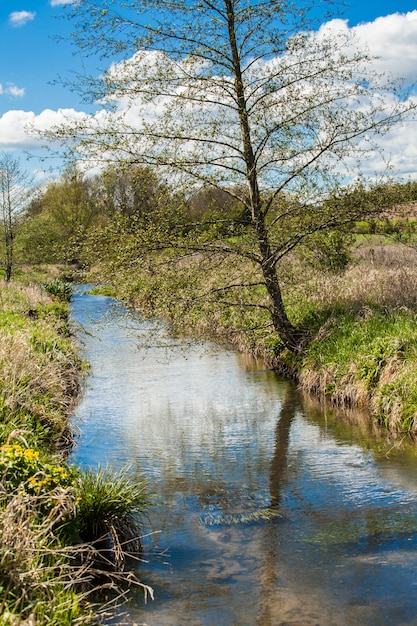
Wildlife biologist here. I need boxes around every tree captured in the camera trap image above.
[45,0,416,350]
[100,164,172,221]
[0,153,33,281]
[33,167,100,264]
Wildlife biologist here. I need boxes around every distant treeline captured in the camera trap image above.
[6,164,417,270]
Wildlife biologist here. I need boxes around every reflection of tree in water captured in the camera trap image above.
[257,386,327,626]
[199,382,298,526]
[269,384,299,509]
[257,386,417,626]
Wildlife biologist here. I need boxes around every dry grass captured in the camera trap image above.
[0,485,153,624]
[0,281,52,309]
[299,243,417,314]
[299,365,370,408]
[0,486,88,624]
[0,330,79,423]
[0,281,82,448]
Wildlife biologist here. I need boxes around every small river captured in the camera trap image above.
[70,286,417,626]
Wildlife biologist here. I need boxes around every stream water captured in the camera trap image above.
[70,286,417,626]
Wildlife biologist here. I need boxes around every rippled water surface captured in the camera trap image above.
[70,287,417,626]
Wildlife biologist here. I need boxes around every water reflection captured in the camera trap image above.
[70,287,417,626]
[269,386,298,509]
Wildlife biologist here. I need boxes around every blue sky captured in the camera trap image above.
[0,1,76,114]
[1,0,417,179]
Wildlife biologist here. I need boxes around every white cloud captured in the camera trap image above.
[49,0,77,5]
[1,11,417,180]
[7,85,25,98]
[318,12,417,85]
[0,110,37,148]
[0,83,25,98]
[9,11,36,27]
[354,11,417,83]
[0,108,86,149]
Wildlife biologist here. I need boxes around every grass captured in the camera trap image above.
[74,466,150,567]
[291,243,417,432]
[42,278,74,301]
[6,264,71,286]
[0,490,90,625]
[0,278,153,623]
[87,284,115,297]
[0,282,82,451]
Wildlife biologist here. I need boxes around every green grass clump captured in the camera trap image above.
[305,309,416,374]
[0,447,152,622]
[87,284,115,297]
[74,466,150,565]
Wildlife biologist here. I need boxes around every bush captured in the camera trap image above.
[42,279,73,302]
[300,229,355,273]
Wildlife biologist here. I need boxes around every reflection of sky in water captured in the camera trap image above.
[71,287,284,487]
[289,420,417,510]
[70,287,417,626]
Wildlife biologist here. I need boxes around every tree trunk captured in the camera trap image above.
[5,227,13,282]
[256,217,302,351]
[261,258,302,352]
[5,264,11,282]
[225,0,301,352]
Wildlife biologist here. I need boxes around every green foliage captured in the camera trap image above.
[300,229,354,273]
[353,217,417,241]
[42,278,73,301]
[0,442,72,494]
[0,442,76,530]
[16,212,62,265]
[87,284,115,297]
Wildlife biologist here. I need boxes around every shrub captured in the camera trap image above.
[299,229,354,273]
[42,279,73,302]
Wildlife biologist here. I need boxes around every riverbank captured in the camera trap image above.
[0,278,82,451]
[88,239,417,435]
[296,244,417,433]
[0,278,151,624]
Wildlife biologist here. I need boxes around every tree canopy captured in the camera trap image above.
[42,0,416,350]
